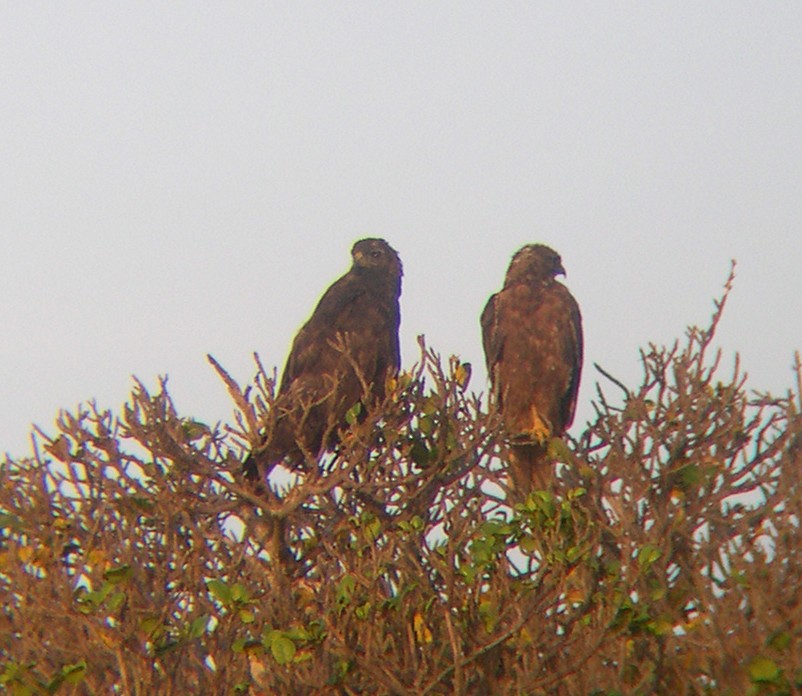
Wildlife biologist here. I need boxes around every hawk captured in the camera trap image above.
[481,244,583,493]
[246,237,402,482]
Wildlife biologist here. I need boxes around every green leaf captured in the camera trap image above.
[363,517,381,543]
[637,545,662,570]
[106,591,126,612]
[284,627,312,642]
[767,630,791,651]
[418,415,434,436]
[103,564,132,584]
[45,661,86,694]
[206,579,231,604]
[646,617,674,636]
[748,655,781,683]
[336,575,356,606]
[269,635,296,665]
[60,660,87,685]
[522,490,555,517]
[459,564,477,584]
[567,487,587,500]
[0,662,36,695]
[479,600,499,633]
[344,401,363,425]
[479,520,513,537]
[139,615,163,637]
[399,515,425,534]
[188,615,210,640]
[230,583,250,604]
[76,582,116,612]
[566,545,585,563]
[232,637,261,653]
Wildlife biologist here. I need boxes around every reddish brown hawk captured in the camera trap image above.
[481,244,583,493]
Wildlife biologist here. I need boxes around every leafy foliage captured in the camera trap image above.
[2,272,802,694]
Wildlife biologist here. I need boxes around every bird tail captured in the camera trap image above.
[508,443,553,500]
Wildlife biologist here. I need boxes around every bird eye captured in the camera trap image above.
[370,250,382,258]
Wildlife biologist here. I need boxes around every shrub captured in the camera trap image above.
[2,271,801,694]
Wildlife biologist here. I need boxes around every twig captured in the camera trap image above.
[594,362,631,400]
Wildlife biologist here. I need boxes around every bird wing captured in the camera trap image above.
[480,291,502,378]
[558,287,583,430]
[279,272,367,392]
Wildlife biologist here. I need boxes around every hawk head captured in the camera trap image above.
[351,238,403,282]
[504,244,566,286]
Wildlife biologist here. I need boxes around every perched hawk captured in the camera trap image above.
[481,244,583,493]
[246,238,402,482]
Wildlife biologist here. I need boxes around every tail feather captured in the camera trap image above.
[508,443,553,500]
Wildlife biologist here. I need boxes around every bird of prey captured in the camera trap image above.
[481,244,583,493]
[246,237,403,483]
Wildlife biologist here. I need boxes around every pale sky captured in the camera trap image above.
[3,4,801,458]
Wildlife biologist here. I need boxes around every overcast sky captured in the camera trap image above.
[3,3,801,458]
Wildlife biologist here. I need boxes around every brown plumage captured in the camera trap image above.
[246,238,402,483]
[481,244,583,494]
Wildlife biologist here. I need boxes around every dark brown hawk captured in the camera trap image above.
[481,244,583,494]
[246,237,402,483]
